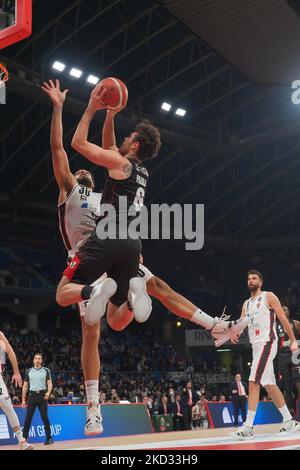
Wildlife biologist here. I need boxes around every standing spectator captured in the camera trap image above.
[158,396,172,415]
[181,381,198,429]
[276,306,300,414]
[231,373,248,428]
[152,390,161,414]
[173,394,185,431]
[22,353,54,445]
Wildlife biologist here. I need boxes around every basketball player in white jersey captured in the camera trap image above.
[232,270,300,439]
[42,80,248,435]
[0,331,34,450]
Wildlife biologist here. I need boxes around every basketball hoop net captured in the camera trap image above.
[0,64,8,87]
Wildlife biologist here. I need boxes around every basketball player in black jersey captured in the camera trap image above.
[277,306,300,414]
[56,83,161,331]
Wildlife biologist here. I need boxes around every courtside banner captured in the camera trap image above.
[185,329,250,347]
[206,401,282,428]
[0,404,153,445]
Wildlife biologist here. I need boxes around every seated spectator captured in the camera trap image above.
[78,384,86,403]
[48,394,57,404]
[99,392,107,404]
[12,395,20,405]
[111,392,120,404]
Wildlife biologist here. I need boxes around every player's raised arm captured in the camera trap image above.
[72,87,125,171]
[267,292,299,352]
[41,80,76,197]
[102,110,119,151]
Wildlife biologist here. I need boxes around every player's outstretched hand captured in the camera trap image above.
[89,85,107,111]
[41,79,69,107]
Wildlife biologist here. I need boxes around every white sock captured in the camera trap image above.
[191,309,215,330]
[278,405,292,422]
[15,429,24,443]
[245,410,256,428]
[85,380,99,405]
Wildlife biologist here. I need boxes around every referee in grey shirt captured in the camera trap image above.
[22,353,54,445]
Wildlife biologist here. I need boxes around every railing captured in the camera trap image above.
[0,273,53,289]
[33,370,232,386]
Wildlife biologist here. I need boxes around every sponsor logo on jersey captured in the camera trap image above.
[81,203,88,209]
[255,329,260,336]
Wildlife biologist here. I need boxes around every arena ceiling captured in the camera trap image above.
[1,0,300,267]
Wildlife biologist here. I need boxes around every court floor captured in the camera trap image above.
[1,424,300,450]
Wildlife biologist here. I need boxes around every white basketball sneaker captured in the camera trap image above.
[231,425,254,440]
[85,278,117,326]
[128,277,152,323]
[19,440,34,450]
[211,315,249,347]
[85,403,103,436]
[279,419,300,434]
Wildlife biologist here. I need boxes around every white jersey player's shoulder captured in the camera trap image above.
[57,183,79,208]
[264,291,277,307]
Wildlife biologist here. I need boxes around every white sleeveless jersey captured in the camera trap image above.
[245,291,277,345]
[58,185,102,257]
[0,333,6,374]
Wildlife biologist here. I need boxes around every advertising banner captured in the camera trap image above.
[206,401,282,428]
[0,403,153,446]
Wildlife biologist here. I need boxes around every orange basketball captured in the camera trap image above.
[98,77,128,110]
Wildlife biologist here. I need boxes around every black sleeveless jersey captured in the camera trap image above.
[277,319,299,353]
[99,158,149,224]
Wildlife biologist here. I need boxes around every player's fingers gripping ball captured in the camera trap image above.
[96,77,128,110]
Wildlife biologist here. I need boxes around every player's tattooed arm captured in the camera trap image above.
[122,163,132,178]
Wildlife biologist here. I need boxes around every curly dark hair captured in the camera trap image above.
[248,269,263,282]
[134,121,161,161]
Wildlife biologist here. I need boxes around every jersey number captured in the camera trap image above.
[134,187,145,211]
[79,186,90,201]
[0,387,3,396]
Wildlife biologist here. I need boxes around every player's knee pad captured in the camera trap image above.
[0,397,20,429]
